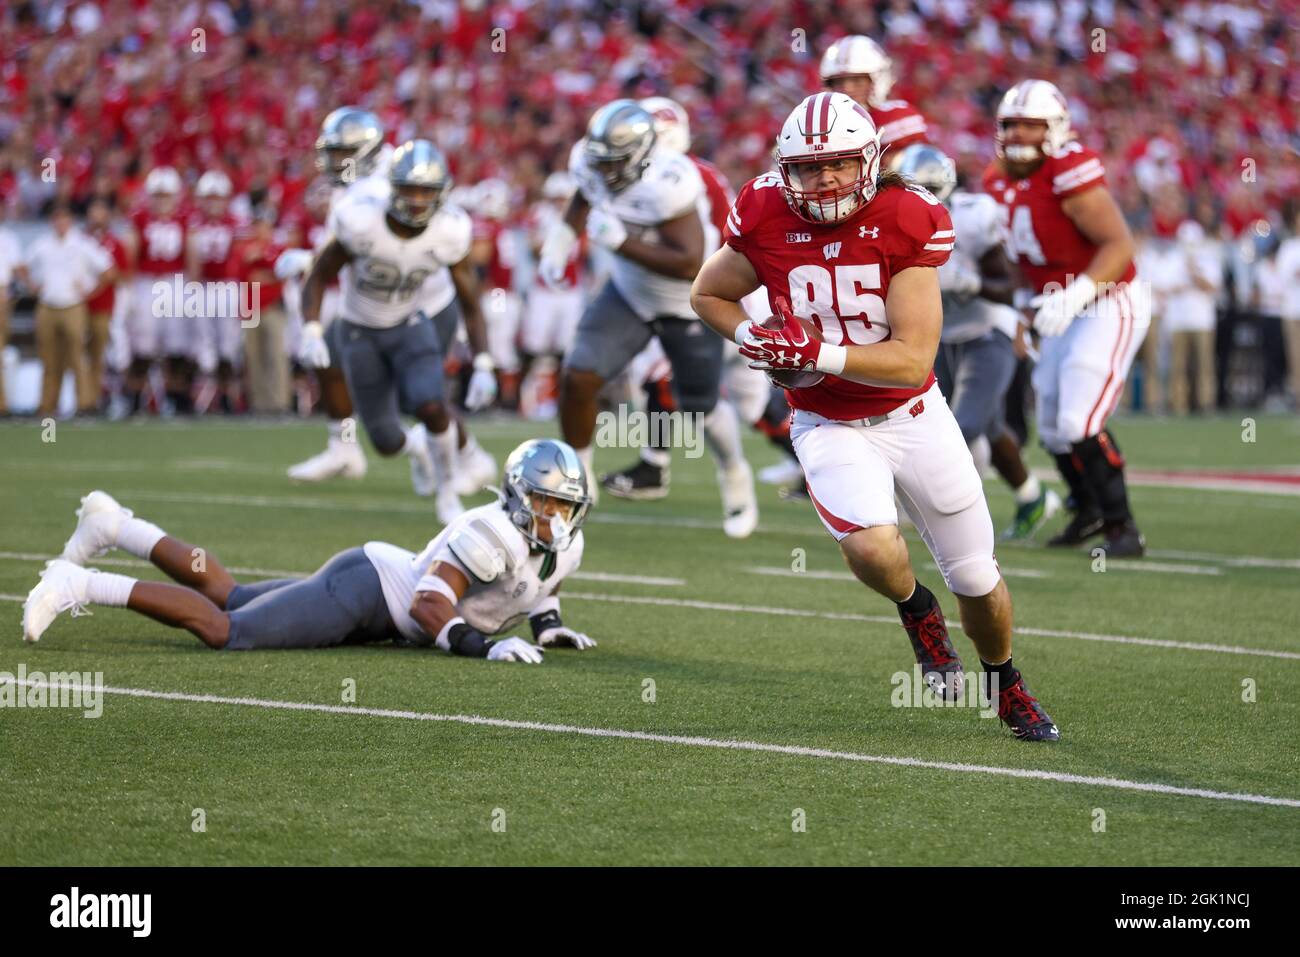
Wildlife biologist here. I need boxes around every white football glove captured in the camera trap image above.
[937,257,982,300]
[536,626,597,651]
[1031,274,1097,338]
[539,221,577,289]
[585,205,628,251]
[297,321,331,368]
[464,353,498,411]
[487,636,544,663]
[274,248,313,281]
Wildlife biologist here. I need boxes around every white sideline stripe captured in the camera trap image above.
[0,552,683,588]
[31,488,1300,565]
[1105,560,1222,576]
[559,592,1300,661]
[747,564,1049,581]
[3,585,1294,661]
[3,677,1296,809]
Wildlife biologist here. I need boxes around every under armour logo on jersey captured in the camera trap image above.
[859,225,879,239]
[822,242,842,260]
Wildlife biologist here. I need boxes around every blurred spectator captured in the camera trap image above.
[1279,210,1300,404]
[1166,218,1224,415]
[0,206,18,414]
[21,202,112,416]
[83,197,128,410]
[238,208,288,413]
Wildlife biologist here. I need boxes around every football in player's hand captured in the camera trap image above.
[761,313,826,390]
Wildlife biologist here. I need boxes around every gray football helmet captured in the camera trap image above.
[502,439,591,552]
[316,107,385,186]
[582,99,657,194]
[388,139,452,228]
[892,142,958,204]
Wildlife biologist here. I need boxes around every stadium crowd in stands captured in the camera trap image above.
[0,0,1297,415]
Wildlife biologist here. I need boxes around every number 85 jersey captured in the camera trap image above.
[330,188,472,329]
[723,174,953,420]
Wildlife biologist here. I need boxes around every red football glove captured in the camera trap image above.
[739,297,822,372]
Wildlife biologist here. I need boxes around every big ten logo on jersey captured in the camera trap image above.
[145,221,183,261]
[355,259,432,303]
[787,262,888,346]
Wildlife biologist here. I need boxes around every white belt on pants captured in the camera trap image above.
[793,383,934,429]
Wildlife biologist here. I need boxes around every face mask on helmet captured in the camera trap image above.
[780,153,875,223]
[389,183,445,228]
[997,119,1050,165]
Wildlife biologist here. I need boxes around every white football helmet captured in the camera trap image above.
[144,166,182,196]
[819,35,894,107]
[996,80,1074,162]
[775,92,882,224]
[639,96,691,154]
[476,178,511,221]
[195,170,232,199]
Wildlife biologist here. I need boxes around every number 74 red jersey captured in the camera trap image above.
[723,174,953,420]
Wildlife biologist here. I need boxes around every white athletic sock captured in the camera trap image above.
[575,445,594,482]
[640,446,671,469]
[1014,474,1042,505]
[117,517,165,559]
[970,435,991,477]
[702,400,745,473]
[459,429,481,460]
[401,423,425,457]
[86,570,136,607]
[428,425,458,488]
[327,419,345,447]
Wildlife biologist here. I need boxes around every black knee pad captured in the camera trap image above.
[368,421,407,456]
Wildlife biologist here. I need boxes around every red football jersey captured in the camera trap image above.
[691,155,733,238]
[982,144,1137,293]
[474,217,517,291]
[86,229,128,314]
[724,174,952,420]
[131,209,187,276]
[871,99,927,150]
[187,211,241,281]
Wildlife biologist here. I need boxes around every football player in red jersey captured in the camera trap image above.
[126,167,189,414]
[692,93,1058,741]
[819,35,928,152]
[186,170,244,413]
[983,80,1150,557]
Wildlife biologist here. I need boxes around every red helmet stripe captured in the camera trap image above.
[818,92,832,143]
[804,95,817,145]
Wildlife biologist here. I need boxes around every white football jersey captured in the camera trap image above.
[569,142,712,320]
[940,190,1005,343]
[330,185,472,329]
[363,503,584,642]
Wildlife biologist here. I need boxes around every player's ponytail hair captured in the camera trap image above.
[875,168,908,191]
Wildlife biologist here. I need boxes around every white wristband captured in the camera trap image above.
[733,319,754,347]
[472,352,495,372]
[434,615,465,652]
[817,343,848,376]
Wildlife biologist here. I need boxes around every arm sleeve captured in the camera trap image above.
[893,188,955,270]
[1049,147,1108,198]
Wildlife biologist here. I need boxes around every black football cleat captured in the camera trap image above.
[1046,510,1104,547]
[993,674,1060,741]
[600,459,670,500]
[1100,521,1146,558]
[899,603,965,702]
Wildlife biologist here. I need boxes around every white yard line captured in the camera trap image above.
[23,488,1300,569]
[748,564,1050,581]
[559,592,1300,661]
[0,552,682,588]
[2,677,1296,809]
[1,552,1295,660]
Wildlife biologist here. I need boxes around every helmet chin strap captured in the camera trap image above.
[547,513,574,551]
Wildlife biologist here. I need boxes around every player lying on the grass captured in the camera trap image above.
[692,93,1058,741]
[22,440,596,664]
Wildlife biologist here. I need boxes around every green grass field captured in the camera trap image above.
[2,413,1298,865]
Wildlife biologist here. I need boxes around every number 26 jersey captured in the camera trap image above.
[330,187,472,329]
